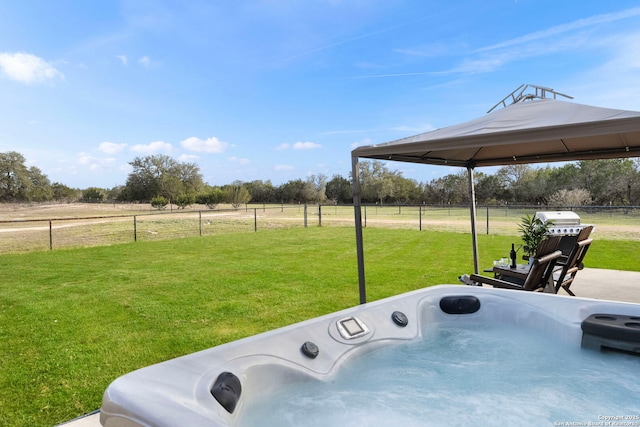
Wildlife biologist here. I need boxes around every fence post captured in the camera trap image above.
[134,215,137,242]
[199,211,202,236]
[364,205,367,228]
[419,206,422,231]
[486,206,490,235]
[254,208,257,232]
[318,204,322,227]
[49,220,53,250]
[304,204,308,228]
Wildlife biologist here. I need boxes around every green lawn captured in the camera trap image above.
[1,227,638,426]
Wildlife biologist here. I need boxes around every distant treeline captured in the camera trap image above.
[2,151,639,207]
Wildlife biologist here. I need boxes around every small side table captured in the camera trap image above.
[493,264,530,285]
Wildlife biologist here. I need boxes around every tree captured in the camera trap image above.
[325,175,352,204]
[390,175,420,204]
[355,160,399,204]
[106,185,124,201]
[174,193,196,209]
[122,156,166,201]
[519,167,554,205]
[430,172,467,204]
[122,155,204,202]
[578,159,636,205]
[82,187,105,202]
[548,188,592,207]
[197,186,225,209]
[303,174,327,204]
[52,182,78,202]
[630,159,640,205]
[0,152,57,202]
[0,151,32,201]
[158,175,183,202]
[245,180,276,203]
[418,181,438,204]
[548,163,581,194]
[474,172,504,204]
[151,195,169,210]
[224,185,252,208]
[496,164,534,203]
[172,162,204,195]
[277,179,306,203]
[25,166,53,202]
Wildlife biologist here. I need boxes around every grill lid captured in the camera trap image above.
[535,211,581,225]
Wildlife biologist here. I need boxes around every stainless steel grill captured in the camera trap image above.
[535,211,589,236]
[535,211,594,256]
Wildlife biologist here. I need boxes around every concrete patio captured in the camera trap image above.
[557,267,640,303]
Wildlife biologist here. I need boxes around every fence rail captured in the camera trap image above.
[1,203,638,253]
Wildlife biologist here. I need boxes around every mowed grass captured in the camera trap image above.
[1,227,639,426]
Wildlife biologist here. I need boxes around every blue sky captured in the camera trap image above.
[1,1,640,189]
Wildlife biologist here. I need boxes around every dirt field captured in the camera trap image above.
[0,202,638,254]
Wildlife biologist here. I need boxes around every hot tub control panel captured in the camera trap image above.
[336,316,370,340]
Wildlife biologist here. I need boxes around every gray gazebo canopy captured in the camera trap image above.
[351,95,640,304]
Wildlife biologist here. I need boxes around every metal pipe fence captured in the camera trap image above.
[0,203,638,253]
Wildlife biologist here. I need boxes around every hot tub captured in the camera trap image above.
[100,286,640,426]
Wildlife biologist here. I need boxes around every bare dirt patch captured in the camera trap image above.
[0,203,638,254]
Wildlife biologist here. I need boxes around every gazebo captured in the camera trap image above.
[351,85,640,303]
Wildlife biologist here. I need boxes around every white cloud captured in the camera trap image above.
[178,154,199,162]
[443,7,640,77]
[99,141,127,154]
[595,33,640,74]
[76,152,116,170]
[0,52,64,84]
[131,141,173,154]
[276,141,322,150]
[360,8,640,80]
[275,164,294,171]
[229,156,250,165]
[117,55,128,65]
[447,55,508,75]
[292,141,321,150]
[180,136,229,153]
[395,42,461,58]
[477,7,640,52]
[567,31,640,109]
[77,153,93,165]
[138,56,151,67]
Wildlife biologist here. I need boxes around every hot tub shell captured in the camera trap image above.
[100,285,640,427]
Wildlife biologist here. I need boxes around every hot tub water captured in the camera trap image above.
[101,287,640,427]
[239,323,640,426]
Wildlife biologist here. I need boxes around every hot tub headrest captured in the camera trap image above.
[211,371,242,414]
[439,295,481,315]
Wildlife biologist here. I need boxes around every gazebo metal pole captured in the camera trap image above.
[351,155,367,304]
[467,166,480,274]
